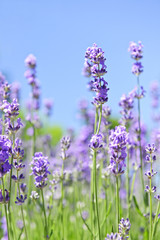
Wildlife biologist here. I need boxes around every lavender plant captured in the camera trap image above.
[0,41,160,240]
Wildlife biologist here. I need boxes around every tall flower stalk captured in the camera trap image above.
[128,41,144,192]
[84,43,109,239]
[60,136,71,240]
[145,144,157,240]
[109,126,128,231]
[31,152,50,239]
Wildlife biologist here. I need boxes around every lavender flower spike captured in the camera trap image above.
[109,126,128,176]
[31,152,50,189]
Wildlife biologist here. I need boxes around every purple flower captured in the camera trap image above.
[25,54,37,68]
[128,41,143,60]
[15,194,27,205]
[119,218,131,239]
[31,152,50,189]
[89,133,104,151]
[0,189,10,204]
[132,62,143,76]
[0,98,19,119]
[61,136,71,151]
[84,44,109,106]
[105,233,120,240]
[11,82,21,101]
[109,126,128,176]
[119,91,134,124]
[44,98,53,116]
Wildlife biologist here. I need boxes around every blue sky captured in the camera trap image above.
[0,0,160,130]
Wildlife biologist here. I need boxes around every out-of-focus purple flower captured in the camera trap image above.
[132,62,143,76]
[109,126,128,176]
[1,216,8,240]
[119,91,134,125]
[150,80,160,108]
[89,133,104,151]
[154,195,160,201]
[82,60,92,77]
[0,189,10,204]
[44,98,53,116]
[119,218,131,239]
[31,152,50,189]
[61,136,71,151]
[30,191,39,200]
[25,54,37,68]
[128,41,143,60]
[24,54,41,113]
[11,82,21,101]
[20,183,27,193]
[0,72,10,103]
[105,233,120,240]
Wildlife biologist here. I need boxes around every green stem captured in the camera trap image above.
[96,104,102,134]
[93,151,101,240]
[137,76,144,192]
[61,156,64,240]
[17,172,28,240]
[126,148,130,217]
[151,201,160,239]
[129,171,136,208]
[41,188,48,239]
[116,176,119,232]
[2,177,10,240]
[149,161,153,240]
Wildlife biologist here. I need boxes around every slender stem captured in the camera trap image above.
[8,131,15,209]
[126,147,130,217]
[116,176,119,232]
[90,107,99,238]
[149,161,153,240]
[93,151,101,240]
[96,104,102,134]
[41,188,48,239]
[151,201,160,239]
[137,76,144,192]
[94,107,99,134]
[129,171,137,208]
[17,171,28,240]
[61,156,64,240]
[2,177,10,240]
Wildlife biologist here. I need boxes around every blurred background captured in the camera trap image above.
[0,0,160,131]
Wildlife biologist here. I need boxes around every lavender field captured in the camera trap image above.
[0,41,160,240]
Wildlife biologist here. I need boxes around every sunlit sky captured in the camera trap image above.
[1,0,160,130]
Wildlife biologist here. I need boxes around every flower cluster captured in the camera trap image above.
[0,72,10,103]
[24,54,40,111]
[44,98,53,117]
[89,133,104,151]
[105,218,131,240]
[0,135,12,178]
[145,143,157,194]
[31,152,50,188]
[128,41,143,61]
[128,41,144,76]
[119,91,134,125]
[109,126,128,176]
[119,218,131,239]
[83,43,109,107]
